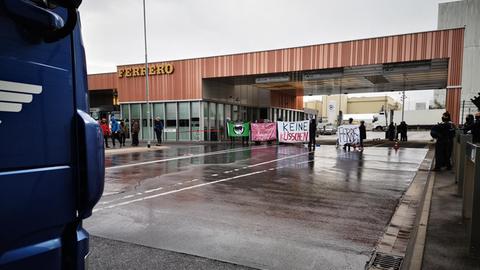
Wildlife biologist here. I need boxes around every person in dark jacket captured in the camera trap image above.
[359,120,366,150]
[463,114,474,134]
[431,112,455,170]
[154,117,164,146]
[308,117,317,150]
[343,118,354,151]
[131,120,140,146]
[472,112,480,143]
[398,121,408,141]
[387,122,396,141]
[119,121,127,147]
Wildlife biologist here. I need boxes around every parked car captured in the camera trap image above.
[317,123,337,135]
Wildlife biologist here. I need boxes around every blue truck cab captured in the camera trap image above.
[0,1,104,269]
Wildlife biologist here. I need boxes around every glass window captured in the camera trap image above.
[209,102,217,141]
[131,104,141,139]
[232,105,238,121]
[203,102,209,140]
[165,103,177,141]
[191,102,200,141]
[153,103,164,120]
[121,104,130,138]
[178,102,190,141]
[225,104,231,121]
[217,103,224,141]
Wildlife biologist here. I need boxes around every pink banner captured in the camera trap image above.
[251,123,277,141]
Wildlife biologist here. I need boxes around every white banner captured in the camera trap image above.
[277,121,310,143]
[337,125,360,146]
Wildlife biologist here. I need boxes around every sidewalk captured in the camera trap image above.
[422,170,480,269]
[104,142,169,155]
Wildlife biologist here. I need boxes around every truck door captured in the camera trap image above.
[0,1,104,269]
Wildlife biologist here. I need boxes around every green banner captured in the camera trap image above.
[227,122,250,137]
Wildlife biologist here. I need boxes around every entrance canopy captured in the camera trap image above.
[208,59,448,96]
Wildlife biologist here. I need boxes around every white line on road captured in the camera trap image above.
[107,146,270,170]
[246,152,312,168]
[144,187,163,193]
[93,170,268,212]
[94,151,313,211]
[211,174,218,177]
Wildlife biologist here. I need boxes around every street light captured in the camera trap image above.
[142,0,151,148]
[400,90,407,122]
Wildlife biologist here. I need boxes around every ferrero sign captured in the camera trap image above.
[118,64,174,78]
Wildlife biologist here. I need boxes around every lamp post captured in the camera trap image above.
[400,90,406,122]
[143,0,151,148]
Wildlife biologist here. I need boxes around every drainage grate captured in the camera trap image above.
[366,252,403,270]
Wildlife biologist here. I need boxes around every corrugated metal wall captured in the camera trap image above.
[88,72,117,91]
[90,28,464,122]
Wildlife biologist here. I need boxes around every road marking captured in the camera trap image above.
[107,146,270,170]
[246,152,312,168]
[94,151,313,211]
[122,195,135,199]
[211,174,218,177]
[93,170,268,212]
[144,187,163,193]
[102,191,121,196]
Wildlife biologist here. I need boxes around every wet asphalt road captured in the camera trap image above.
[85,144,428,270]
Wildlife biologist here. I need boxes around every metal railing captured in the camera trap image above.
[460,140,480,256]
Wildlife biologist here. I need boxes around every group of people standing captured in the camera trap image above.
[100,114,128,148]
[386,121,408,141]
[341,118,367,152]
[99,114,165,148]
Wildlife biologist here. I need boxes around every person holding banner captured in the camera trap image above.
[343,118,354,151]
[227,120,250,146]
[308,117,317,151]
[359,120,366,150]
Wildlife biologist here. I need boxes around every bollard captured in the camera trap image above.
[463,143,480,256]
[455,132,472,196]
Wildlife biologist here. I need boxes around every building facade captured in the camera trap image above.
[89,26,465,141]
[436,0,480,116]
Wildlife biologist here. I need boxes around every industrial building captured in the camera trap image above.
[87,0,479,141]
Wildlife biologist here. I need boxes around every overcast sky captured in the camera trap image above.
[78,0,454,105]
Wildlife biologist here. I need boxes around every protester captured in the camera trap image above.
[308,117,317,150]
[387,122,396,141]
[398,121,408,141]
[431,112,455,171]
[463,114,474,134]
[119,121,127,147]
[359,120,366,150]
[343,118,354,151]
[110,114,120,148]
[100,118,110,148]
[472,112,480,143]
[242,121,249,146]
[131,120,140,146]
[154,117,164,146]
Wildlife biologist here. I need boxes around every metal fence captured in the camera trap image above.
[454,131,480,256]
